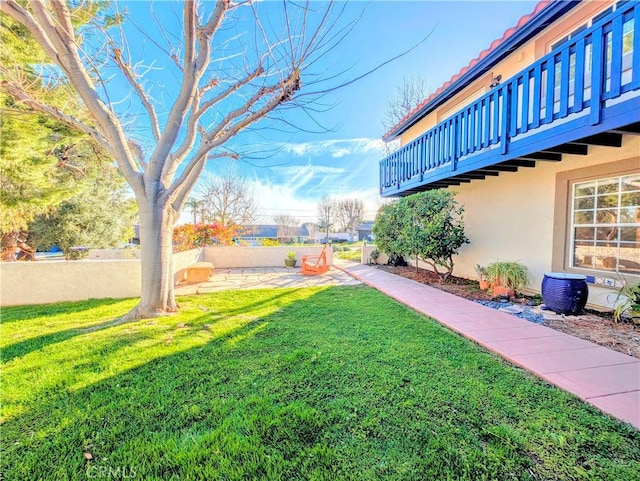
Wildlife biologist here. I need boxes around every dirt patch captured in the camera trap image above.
[376,265,640,359]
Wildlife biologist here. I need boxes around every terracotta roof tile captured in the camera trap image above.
[384,0,552,140]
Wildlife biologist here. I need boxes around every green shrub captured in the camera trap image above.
[373,190,468,280]
[486,261,530,291]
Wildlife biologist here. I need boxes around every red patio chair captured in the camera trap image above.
[301,244,330,276]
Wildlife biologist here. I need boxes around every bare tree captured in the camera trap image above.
[335,198,364,240]
[1,0,363,320]
[382,75,432,152]
[272,214,299,242]
[302,222,319,241]
[382,75,431,132]
[197,164,259,230]
[317,195,334,242]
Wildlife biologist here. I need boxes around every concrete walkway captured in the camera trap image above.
[334,259,640,429]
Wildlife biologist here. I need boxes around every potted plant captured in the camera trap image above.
[284,250,297,268]
[613,282,640,324]
[486,261,529,298]
[475,264,491,290]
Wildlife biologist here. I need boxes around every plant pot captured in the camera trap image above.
[284,259,297,268]
[492,285,514,298]
[479,280,491,290]
[541,273,588,315]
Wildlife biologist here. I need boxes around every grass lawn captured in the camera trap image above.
[2,286,639,480]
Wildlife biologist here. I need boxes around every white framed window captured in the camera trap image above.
[571,174,640,274]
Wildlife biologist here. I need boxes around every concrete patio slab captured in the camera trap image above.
[334,259,640,429]
[175,266,361,296]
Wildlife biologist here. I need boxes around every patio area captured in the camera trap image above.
[175,265,361,295]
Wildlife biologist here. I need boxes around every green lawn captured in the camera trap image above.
[2,286,639,480]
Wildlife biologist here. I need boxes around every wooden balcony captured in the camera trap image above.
[380,2,640,196]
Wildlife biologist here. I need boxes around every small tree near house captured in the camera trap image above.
[373,190,468,281]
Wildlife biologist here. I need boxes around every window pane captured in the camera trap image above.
[571,174,640,274]
[596,209,617,223]
[574,211,594,224]
[575,182,596,197]
[597,179,619,194]
[575,227,595,240]
[621,192,640,207]
[595,256,617,271]
[597,194,619,208]
[620,207,639,223]
[619,242,640,274]
[620,227,640,242]
[595,240,618,270]
[621,174,640,192]
[575,197,594,210]
[622,19,634,55]
[573,242,595,269]
[596,227,618,241]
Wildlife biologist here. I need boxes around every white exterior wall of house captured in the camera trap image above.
[449,136,639,310]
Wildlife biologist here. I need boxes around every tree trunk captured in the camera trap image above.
[1,231,19,262]
[123,200,177,321]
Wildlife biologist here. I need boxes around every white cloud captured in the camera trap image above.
[279,137,385,158]
[271,165,345,175]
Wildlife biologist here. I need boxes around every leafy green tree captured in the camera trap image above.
[372,201,404,259]
[373,190,468,281]
[0,15,109,260]
[29,176,137,259]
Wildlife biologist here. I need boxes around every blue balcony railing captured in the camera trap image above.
[380,1,640,196]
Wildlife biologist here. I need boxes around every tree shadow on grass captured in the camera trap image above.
[1,316,133,363]
[4,287,640,480]
[1,298,131,323]
[2,289,306,364]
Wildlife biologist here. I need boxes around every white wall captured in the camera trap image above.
[1,259,142,306]
[202,246,332,268]
[361,245,389,265]
[1,249,201,306]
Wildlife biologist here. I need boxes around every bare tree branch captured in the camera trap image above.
[111,47,162,142]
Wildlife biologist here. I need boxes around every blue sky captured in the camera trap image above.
[118,1,539,224]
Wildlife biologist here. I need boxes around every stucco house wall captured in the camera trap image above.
[449,136,639,309]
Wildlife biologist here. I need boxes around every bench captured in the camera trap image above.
[185,262,214,283]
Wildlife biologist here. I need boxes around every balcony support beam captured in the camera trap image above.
[506,160,536,168]
[474,170,500,176]
[542,143,589,155]
[518,152,562,161]
[609,122,640,135]
[575,132,623,147]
